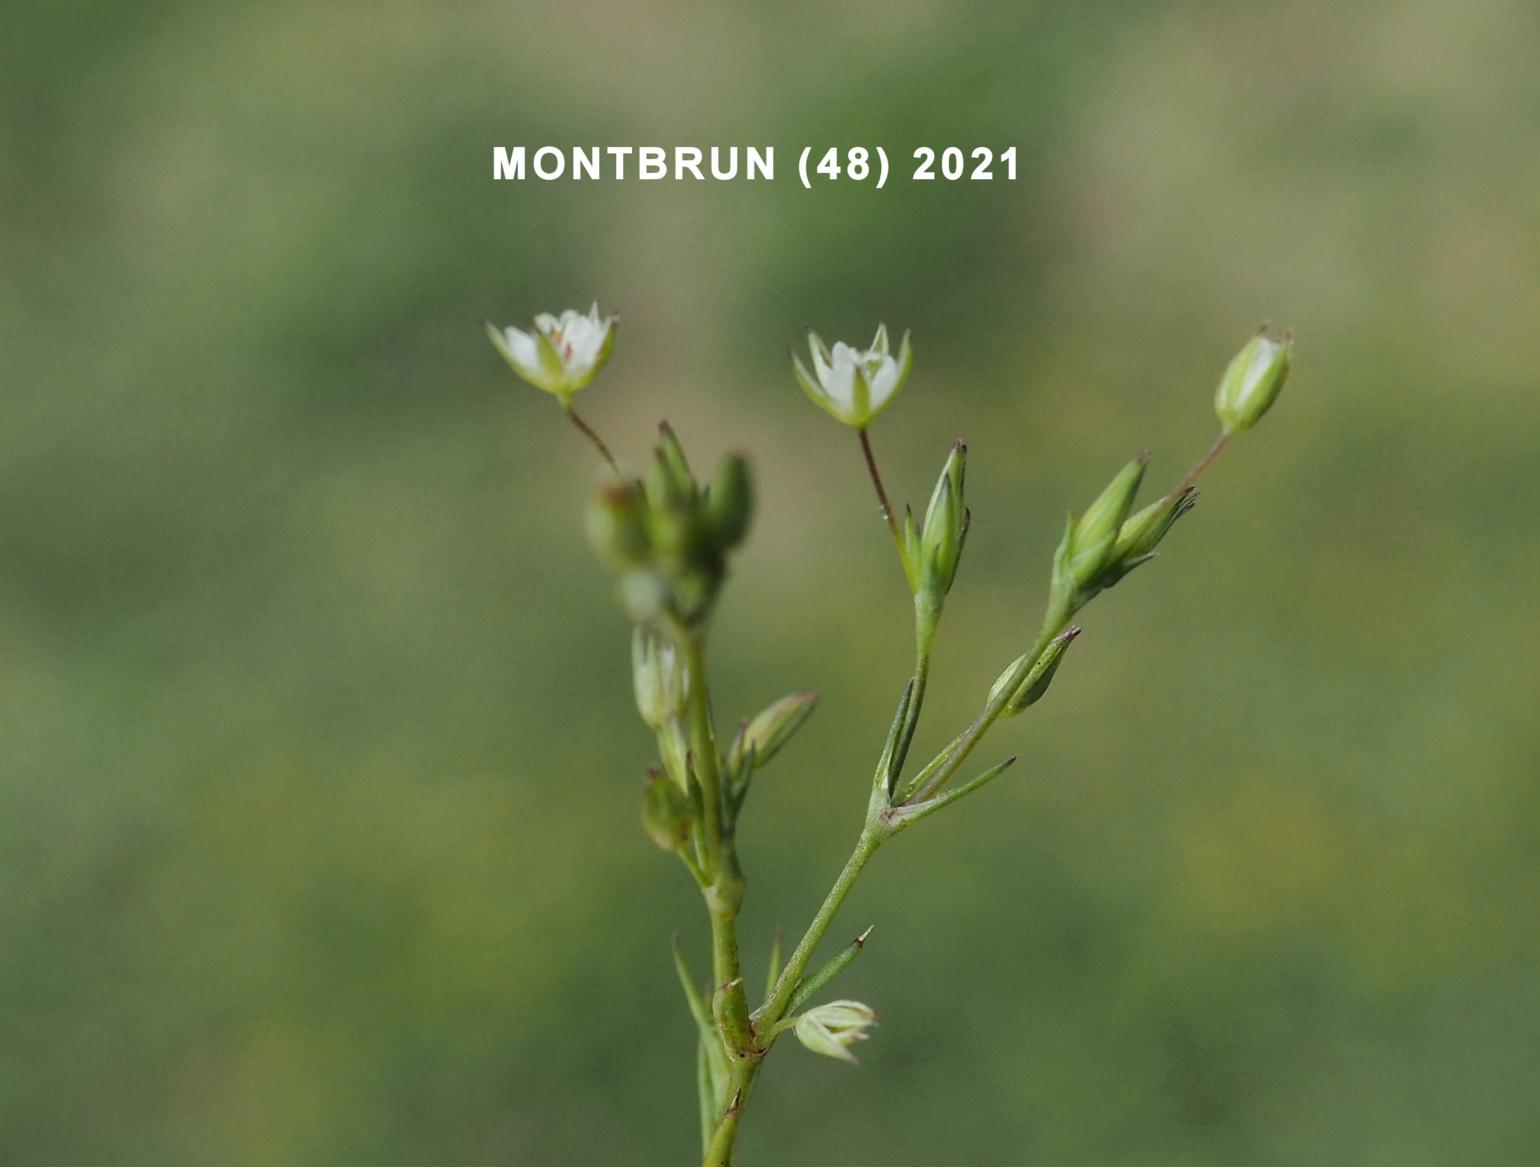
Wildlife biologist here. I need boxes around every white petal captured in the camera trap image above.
[823,349,859,412]
[865,356,899,408]
[810,337,833,388]
[562,317,609,373]
[502,326,544,376]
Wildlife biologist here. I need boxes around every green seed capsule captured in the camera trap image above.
[1215,330,1292,435]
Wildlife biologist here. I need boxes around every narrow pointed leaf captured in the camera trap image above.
[766,928,784,1001]
[873,678,916,798]
[786,926,874,1016]
[893,755,1018,829]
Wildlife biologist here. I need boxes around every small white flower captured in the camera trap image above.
[793,999,878,1064]
[486,303,618,404]
[791,323,912,428]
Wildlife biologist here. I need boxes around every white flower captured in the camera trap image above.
[793,999,878,1064]
[486,303,618,404]
[791,323,912,428]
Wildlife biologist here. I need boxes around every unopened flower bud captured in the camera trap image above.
[728,691,817,775]
[642,768,694,852]
[655,421,697,498]
[586,478,651,568]
[705,453,754,550]
[919,441,969,596]
[1215,329,1292,435]
[1069,453,1147,584]
[632,626,688,730]
[1101,486,1199,587]
[645,448,692,522]
[1114,486,1198,563]
[793,1000,878,1064]
[991,626,1081,715]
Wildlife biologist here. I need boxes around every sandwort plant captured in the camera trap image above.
[487,307,1293,1165]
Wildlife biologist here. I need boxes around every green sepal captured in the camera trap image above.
[656,421,697,496]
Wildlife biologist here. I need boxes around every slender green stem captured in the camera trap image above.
[858,427,902,545]
[702,1063,757,1167]
[564,404,620,473]
[907,623,1058,805]
[673,627,754,1167]
[891,598,938,784]
[758,826,884,1028]
[679,628,727,873]
[1180,431,1229,490]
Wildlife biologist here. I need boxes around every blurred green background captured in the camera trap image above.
[4,1,1539,1164]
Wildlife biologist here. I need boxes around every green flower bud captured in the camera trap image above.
[1069,454,1147,586]
[1101,486,1199,587]
[645,450,693,530]
[632,626,688,730]
[585,478,651,568]
[655,421,697,498]
[919,441,969,596]
[642,768,694,852]
[793,1000,878,1064]
[1215,329,1292,435]
[727,691,817,776]
[1114,486,1198,563]
[704,453,754,550]
[990,626,1082,715]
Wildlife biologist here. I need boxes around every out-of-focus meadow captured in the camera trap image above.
[4,1,1539,1164]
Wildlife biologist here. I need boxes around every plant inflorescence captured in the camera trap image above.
[488,307,1292,1165]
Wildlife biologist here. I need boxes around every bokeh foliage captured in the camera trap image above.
[3,1,1539,1163]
